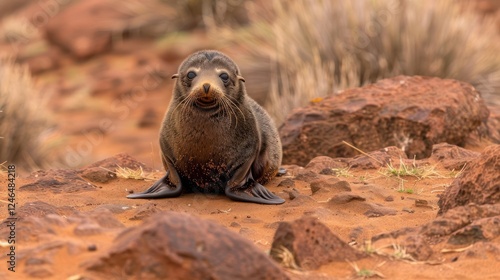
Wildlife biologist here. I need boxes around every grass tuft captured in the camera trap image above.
[270,246,301,270]
[0,58,55,170]
[348,261,386,279]
[112,165,154,181]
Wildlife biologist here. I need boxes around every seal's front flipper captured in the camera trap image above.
[127,172,182,199]
[225,179,285,205]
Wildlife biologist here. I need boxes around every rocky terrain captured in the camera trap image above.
[1,141,499,279]
[1,74,499,279]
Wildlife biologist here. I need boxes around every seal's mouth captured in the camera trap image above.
[194,96,218,109]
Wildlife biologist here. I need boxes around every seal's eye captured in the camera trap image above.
[187,71,197,79]
[219,73,229,82]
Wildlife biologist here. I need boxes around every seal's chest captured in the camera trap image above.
[175,157,230,191]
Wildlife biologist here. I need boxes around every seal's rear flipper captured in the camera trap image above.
[127,173,182,199]
[225,181,285,205]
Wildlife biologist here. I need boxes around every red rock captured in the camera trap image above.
[21,170,97,193]
[280,76,490,166]
[438,145,500,214]
[430,143,480,170]
[310,178,350,195]
[304,156,348,173]
[328,193,366,204]
[363,203,398,217]
[277,178,295,188]
[80,167,117,183]
[128,202,161,221]
[294,170,321,182]
[372,204,500,261]
[83,153,150,171]
[87,212,288,279]
[349,146,408,169]
[270,216,365,270]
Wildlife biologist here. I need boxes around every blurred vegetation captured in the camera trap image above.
[0,58,54,170]
[217,0,500,123]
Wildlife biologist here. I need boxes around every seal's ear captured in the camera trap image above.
[237,75,245,82]
[171,74,179,79]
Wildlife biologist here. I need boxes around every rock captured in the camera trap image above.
[0,201,77,242]
[87,212,288,279]
[363,204,398,217]
[280,76,490,166]
[22,241,84,278]
[349,146,407,169]
[447,216,500,245]
[372,204,500,261]
[16,201,78,219]
[21,169,97,193]
[230,222,241,228]
[438,145,500,214]
[430,143,480,170]
[310,178,351,195]
[294,170,320,182]
[402,235,434,261]
[304,156,349,173]
[270,216,365,270]
[328,193,366,204]
[129,202,160,221]
[426,203,500,247]
[83,153,151,171]
[79,167,117,183]
[277,178,295,188]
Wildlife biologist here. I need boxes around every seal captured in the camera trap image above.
[127,50,285,204]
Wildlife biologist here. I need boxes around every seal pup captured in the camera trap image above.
[127,50,284,204]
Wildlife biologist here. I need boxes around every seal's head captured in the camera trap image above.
[171,50,246,111]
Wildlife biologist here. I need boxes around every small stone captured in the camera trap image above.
[294,170,320,182]
[88,244,98,251]
[415,199,429,208]
[129,202,160,221]
[328,193,366,204]
[385,196,394,202]
[239,227,255,237]
[230,222,241,228]
[402,207,415,213]
[284,189,301,200]
[277,178,295,188]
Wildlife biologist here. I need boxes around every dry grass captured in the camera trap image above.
[348,261,386,279]
[223,0,500,123]
[270,246,301,270]
[0,58,54,170]
[112,165,155,181]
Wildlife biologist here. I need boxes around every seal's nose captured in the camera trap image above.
[203,83,210,93]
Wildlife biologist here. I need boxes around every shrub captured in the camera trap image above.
[228,0,500,123]
[0,58,53,170]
